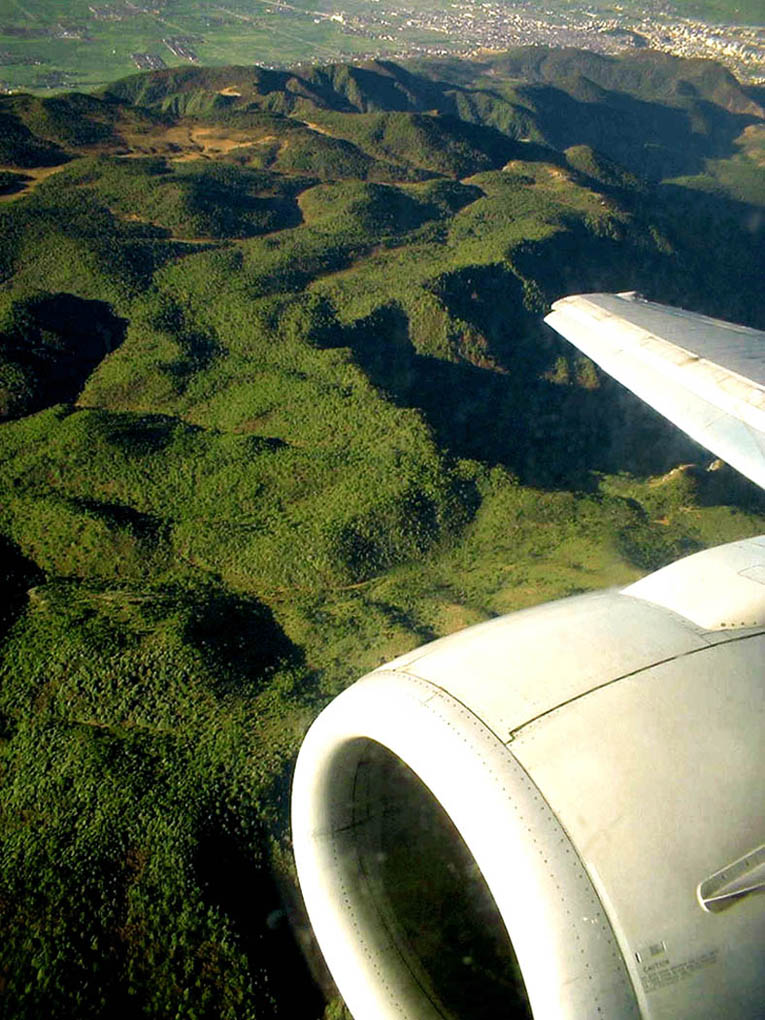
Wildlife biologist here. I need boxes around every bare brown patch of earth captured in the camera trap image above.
[502,162,573,185]
[171,126,285,159]
[118,123,283,161]
[0,162,68,202]
[545,166,574,183]
[737,124,765,165]
[189,125,253,153]
[303,121,335,137]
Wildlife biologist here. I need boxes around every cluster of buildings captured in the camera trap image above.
[308,0,764,82]
[0,49,42,66]
[1,0,763,91]
[162,36,199,61]
[87,3,161,20]
[638,19,765,74]
[130,52,167,69]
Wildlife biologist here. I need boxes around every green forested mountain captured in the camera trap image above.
[0,48,764,1019]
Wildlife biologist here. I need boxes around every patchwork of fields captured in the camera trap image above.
[0,0,763,94]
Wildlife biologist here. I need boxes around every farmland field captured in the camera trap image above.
[1,0,763,94]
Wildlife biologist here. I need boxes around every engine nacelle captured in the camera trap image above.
[292,537,765,1019]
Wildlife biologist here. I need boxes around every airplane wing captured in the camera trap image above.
[544,292,765,491]
[293,293,765,1020]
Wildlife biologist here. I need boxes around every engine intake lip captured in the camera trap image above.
[292,669,640,1019]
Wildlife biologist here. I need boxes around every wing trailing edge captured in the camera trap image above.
[545,292,765,491]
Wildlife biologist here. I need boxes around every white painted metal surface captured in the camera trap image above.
[292,669,641,1020]
[379,589,719,741]
[511,633,765,1018]
[559,293,765,386]
[292,548,765,1017]
[624,534,765,629]
[544,293,765,490]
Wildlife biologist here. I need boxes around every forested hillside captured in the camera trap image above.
[1,48,764,1019]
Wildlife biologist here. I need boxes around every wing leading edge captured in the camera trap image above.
[545,292,765,491]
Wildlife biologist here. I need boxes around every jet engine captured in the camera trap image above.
[291,295,765,1019]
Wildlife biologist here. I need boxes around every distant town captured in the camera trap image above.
[276,0,765,80]
[0,0,763,94]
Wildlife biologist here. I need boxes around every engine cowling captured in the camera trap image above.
[292,537,765,1019]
